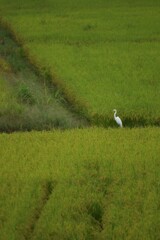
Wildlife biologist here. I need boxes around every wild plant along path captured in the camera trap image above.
[0,25,88,132]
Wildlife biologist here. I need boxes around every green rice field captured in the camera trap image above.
[0,127,160,239]
[0,1,160,239]
[0,0,160,124]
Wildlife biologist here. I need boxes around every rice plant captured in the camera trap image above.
[0,127,159,239]
[0,0,159,125]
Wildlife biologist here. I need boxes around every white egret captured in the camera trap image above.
[113,109,123,128]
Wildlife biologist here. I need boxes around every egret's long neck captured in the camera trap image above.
[114,111,117,118]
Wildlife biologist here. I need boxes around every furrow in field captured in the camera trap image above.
[23,180,55,240]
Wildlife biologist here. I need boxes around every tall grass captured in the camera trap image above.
[0,0,159,125]
[0,75,22,116]
[0,127,160,239]
[0,26,86,132]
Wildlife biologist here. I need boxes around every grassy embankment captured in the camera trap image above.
[0,127,160,239]
[0,26,86,132]
[0,0,160,126]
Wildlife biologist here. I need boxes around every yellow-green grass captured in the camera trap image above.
[0,127,160,239]
[0,0,160,125]
[0,75,24,132]
[0,58,17,114]
[0,75,21,116]
[0,57,12,73]
[0,70,84,131]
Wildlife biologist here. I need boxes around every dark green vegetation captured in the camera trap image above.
[0,26,86,132]
[0,128,160,240]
